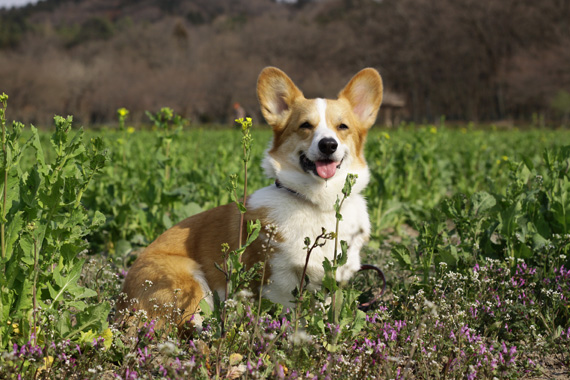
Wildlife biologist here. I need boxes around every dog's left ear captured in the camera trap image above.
[338,68,383,129]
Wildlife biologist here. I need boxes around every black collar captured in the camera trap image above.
[275,179,299,196]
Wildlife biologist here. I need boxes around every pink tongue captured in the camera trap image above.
[315,160,339,179]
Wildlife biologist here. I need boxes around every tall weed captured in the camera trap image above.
[0,94,109,354]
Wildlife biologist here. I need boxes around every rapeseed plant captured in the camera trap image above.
[1,97,569,378]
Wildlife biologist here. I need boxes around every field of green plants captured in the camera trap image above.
[1,94,569,379]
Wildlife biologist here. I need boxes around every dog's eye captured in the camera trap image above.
[299,122,313,130]
[338,123,349,130]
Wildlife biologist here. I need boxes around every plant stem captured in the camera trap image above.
[295,241,315,336]
[294,231,330,337]
[165,139,171,184]
[330,196,347,326]
[333,197,347,266]
[237,118,252,251]
[32,237,38,346]
[1,95,7,262]
[75,169,96,208]
[245,228,275,378]
[329,174,356,348]
[238,145,248,250]
[220,247,229,337]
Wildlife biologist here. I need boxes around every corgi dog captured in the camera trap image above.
[117,67,383,327]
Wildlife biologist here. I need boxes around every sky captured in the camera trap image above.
[0,0,304,9]
[0,0,42,9]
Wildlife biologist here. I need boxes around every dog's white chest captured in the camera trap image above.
[249,186,370,306]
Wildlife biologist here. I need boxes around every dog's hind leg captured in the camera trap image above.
[116,252,210,331]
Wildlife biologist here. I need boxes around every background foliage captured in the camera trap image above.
[0,0,569,125]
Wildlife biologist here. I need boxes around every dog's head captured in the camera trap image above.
[257,67,383,208]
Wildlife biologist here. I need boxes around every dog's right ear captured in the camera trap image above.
[257,67,303,129]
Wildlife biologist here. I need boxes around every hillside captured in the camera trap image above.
[1,0,569,125]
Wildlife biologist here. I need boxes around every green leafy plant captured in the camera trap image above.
[85,107,195,257]
[0,94,109,352]
[392,145,570,284]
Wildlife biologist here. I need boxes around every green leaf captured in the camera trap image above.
[337,240,349,267]
[12,276,33,316]
[334,198,342,221]
[90,211,106,230]
[46,282,59,300]
[56,310,72,338]
[499,200,521,237]
[61,243,84,263]
[245,219,261,247]
[351,309,367,336]
[50,259,91,306]
[322,258,337,292]
[30,126,46,168]
[115,239,132,256]
[162,213,173,229]
[18,234,35,266]
[342,173,357,196]
[520,154,534,171]
[237,202,247,213]
[178,202,203,218]
[4,211,23,262]
[391,244,412,270]
[199,298,212,317]
[471,191,496,216]
[1,170,20,218]
[40,176,64,210]
[68,302,110,340]
[438,245,459,266]
[514,243,533,259]
[553,325,564,340]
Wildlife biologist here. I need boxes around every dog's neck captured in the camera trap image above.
[271,169,370,212]
[275,179,299,196]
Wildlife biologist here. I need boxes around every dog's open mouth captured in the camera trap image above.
[300,154,343,179]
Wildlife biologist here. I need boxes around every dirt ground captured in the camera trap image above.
[528,355,570,380]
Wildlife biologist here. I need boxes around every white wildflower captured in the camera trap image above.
[158,341,177,355]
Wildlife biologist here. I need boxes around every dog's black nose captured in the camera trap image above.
[318,138,338,155]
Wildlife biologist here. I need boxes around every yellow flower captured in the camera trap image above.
[39,356,54,372]
[496,159,501,165]
[381,132,390,140]
[79,328,113,350]
[502,156,508,161]
[460,128,467,134]
[429,126,437,134]
[117,108,129,117]
[229,353,243,365]
[7,321,19,334]
[127,126,135,134]
[101,328,113,350]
